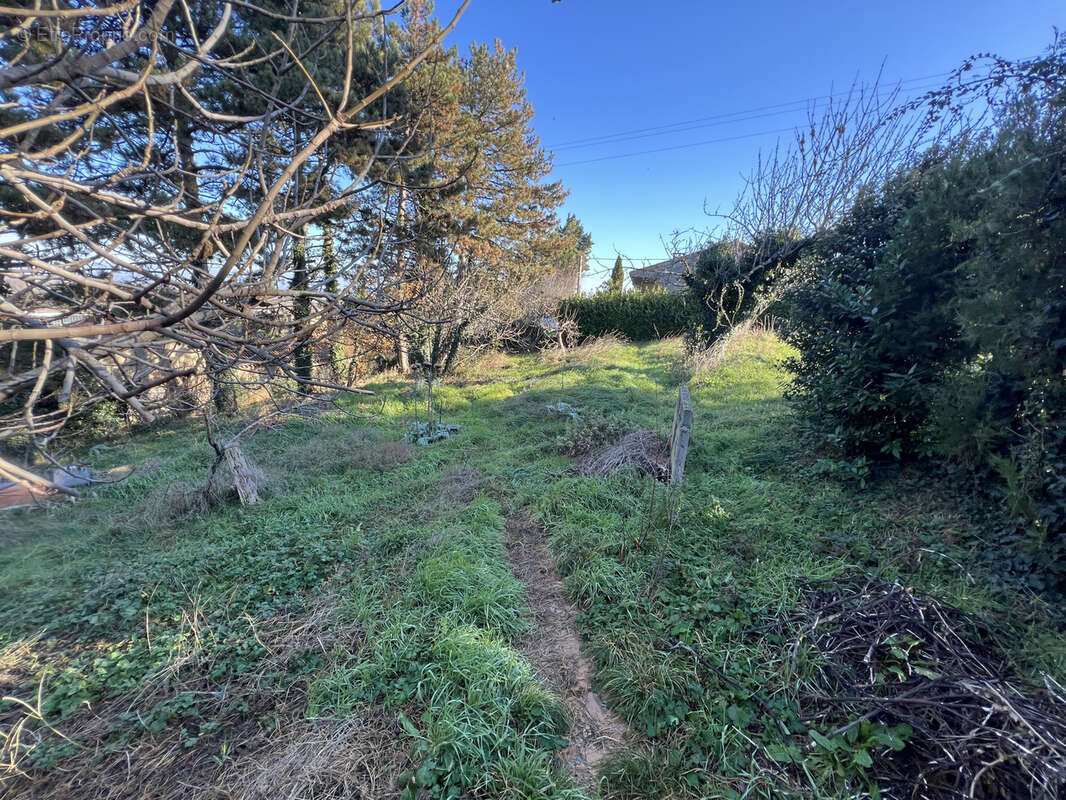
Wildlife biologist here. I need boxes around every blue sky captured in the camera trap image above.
[444,1,1063,290]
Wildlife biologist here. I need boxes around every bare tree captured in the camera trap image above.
[677,74,929,336]
[0,0,471,494]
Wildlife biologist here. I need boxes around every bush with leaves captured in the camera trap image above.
[782,78,1066,591]
[559,290,691,342]
[928,96,1066,592]
[782,158,973,462]
[684,237,794,351]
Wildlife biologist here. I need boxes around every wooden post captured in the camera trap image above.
[669,385,693,485]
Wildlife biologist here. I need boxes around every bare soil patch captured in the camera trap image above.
[505,516,629,788]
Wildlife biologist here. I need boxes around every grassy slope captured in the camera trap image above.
[1,333,1062,799]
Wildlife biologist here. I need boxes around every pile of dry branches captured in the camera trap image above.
[579,429,669,481]
[790,574,1066,799]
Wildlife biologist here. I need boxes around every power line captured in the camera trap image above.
[588,256,666,263]
[551,76,967,168]
[551,80,946,154]
[554,125,798,167]
[548,55,1052,169]
[547,68,956,152]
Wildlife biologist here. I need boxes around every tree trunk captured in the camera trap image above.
[396,333,410,373]
[176,98,237,414]
[322,224,344,381]
[225,443,261,505]
[290,233,312,383]
[440,321,469,376]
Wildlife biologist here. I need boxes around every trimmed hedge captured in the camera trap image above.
[559,290,691,341]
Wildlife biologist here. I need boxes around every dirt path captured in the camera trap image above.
[505,516,629,789]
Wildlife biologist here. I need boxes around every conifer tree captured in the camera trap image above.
[387,37,568,373]
[608,255,625,293]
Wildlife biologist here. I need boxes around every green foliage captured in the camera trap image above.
[545,401,582,421]
[397,624,571,799]
[782,78,1066,592]
[783,163,969,462]
[558,214,594,280]
[608,255,625,293]
[397,36,569,374]
[305,499,570,799]
[406,420,461,445]
[5,332,1065,799]
[802,721,911,796]
[559,290,691,341]
[684,237,794,351]
[553,412,628,457]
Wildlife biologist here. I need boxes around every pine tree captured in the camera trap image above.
[392,38,568,374]
[558,214,593,289]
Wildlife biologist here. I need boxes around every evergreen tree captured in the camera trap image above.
[558,214,593,289]
[608,255,625,293]
[388,37,568,374]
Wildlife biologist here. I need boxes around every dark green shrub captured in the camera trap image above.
[684,237,794,351]
[782,83,1066,591]
[782,158,974,461]
[559,290,691,341]
[928,98,1066,591]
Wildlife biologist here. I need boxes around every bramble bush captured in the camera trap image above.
[558,289,692,341]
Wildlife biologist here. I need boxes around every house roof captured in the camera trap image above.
[628,251,702,291]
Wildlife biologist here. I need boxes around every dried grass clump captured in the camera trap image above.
[1,591,376,800]
[456,348,512,379]
[544,332,629,364]
[788,574,1066,799]
[269,431,411,490]
[278,428,380,473]
[685,318,776,375]
[580,430,669,481]
[159,479,229,519]
[114,446,268,534]
[352,440,413,472]
[112,474,231,535]
[223,712,409,800]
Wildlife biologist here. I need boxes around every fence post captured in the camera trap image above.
[669,385,693,485]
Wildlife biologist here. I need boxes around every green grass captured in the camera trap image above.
[2,332,1063,799]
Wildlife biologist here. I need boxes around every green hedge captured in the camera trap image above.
[559,290,691,341]
[782,89,1066,595]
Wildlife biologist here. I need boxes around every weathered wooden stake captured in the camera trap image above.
[669,385,693,485]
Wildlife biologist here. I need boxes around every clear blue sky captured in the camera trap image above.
[444,1,1063,290]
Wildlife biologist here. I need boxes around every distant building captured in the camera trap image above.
[629,252,703,293]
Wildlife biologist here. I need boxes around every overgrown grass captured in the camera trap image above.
[2,332,1063,799]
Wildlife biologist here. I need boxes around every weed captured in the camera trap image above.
[554,414,628,457]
